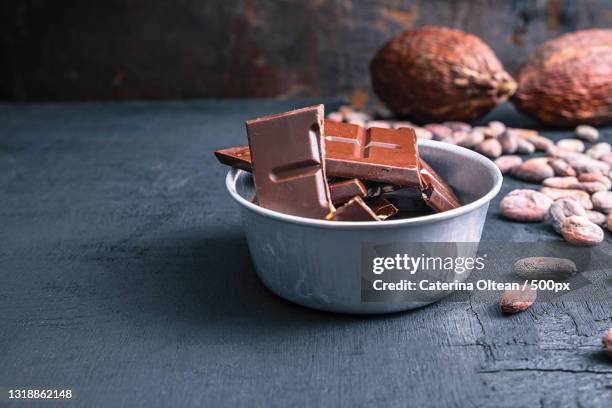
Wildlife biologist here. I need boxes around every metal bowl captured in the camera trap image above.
[225,140,503,314]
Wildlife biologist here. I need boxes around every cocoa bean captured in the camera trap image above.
[527,135,554,151]
[458,128,485,147]
[591,191,612,213]
[578,172,612,189]
[569,181,608,193]
[603,329,612,357]
[425,124,455,142]
[600,153,612,166]
[499,288,536,314]
[513,257,577,280]
[575,125,600,142]
[494,155,523,175]
[326,112,344,122]
[586,210,607,226]
[516,139,535,154]
[393,121,417,129]
[586,142,611,159]
[561,216,604,246]
[542,176,579,189]
[548,198,587,232]
[549,159,576,177]
[508,128,538,140]
[499,131,518,154]
[366,120,392,129]
[608,211,612,231]
[539,187,593,209]
[564,153,610,174]
[557,138,585,153]
[487,121,506,138]
[443,121,471,132]
[476,139,503,158]
[413,127,433,140]
[511,158,554,182]
[500,189,553,222]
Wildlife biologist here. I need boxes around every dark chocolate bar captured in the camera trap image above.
[331,196,379,221]
[324,120,421,187]
[419,159,461,212]
[329,178,367,205]
[365,197,399,220]
[246,105,334,219]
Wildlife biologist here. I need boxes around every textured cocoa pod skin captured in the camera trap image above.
[513,29,612,127]
[370,26,516,122]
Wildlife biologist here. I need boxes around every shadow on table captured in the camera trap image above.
[97,228,416,334]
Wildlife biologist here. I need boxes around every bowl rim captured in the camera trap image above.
[225,139,503,230]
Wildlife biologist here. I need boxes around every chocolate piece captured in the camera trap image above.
[329,178,367,205]
[246,105,334,219]
[383,186,430,212]
[331,196,379,221]
[324,120,421,186]
[419,159,461,212]
[214,146,252,172]
[365,197,399,220]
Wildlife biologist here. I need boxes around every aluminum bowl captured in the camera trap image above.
[225,140,503,314]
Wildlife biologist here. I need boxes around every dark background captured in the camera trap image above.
[1,0,612,102]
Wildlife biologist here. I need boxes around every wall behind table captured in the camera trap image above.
[1,0,611,102]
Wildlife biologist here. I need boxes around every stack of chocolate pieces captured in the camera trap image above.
[215,105,461,221]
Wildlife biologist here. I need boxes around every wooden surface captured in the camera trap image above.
[2,1,612,101]
[0,100,611,407]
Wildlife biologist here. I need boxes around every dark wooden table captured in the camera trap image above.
[1,100,610,407]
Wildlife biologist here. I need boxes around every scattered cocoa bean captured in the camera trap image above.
[366,120,392,129]
[508,128,538,140]
[327,112,344,122]
[443,121,471,132]
[600,153,612,167]
[546,145,569,158]
[500,189,553,222]
[557,138,585,153]
[603,329,612,357]
[568,181,608,193]
[585,210,607,226]
[526,135,554,151]
[575,125,600,142]
[578,173,612,189]
[608,211,612,232]
[494,155,523,175]
[499,288,536,314]
[476,139,503,158]
[487,121,506,138]
[586,142,611,160]
[452,130,471,146]
[513,257,577,280]
[499,131,518,154]
[425,124,455,142]
[548,198,587,232]
[542,176,579,189]
[458,128,485,147]
[413,127,433,139]
[549,159,576,177]
[560,216,604,246]
[516,139,535,154]
[564,153,610,175]
[511,158,554,182]
[591,191,612,213]
[539,187,593,209]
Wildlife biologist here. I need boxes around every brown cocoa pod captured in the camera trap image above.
[500,189,553,222]
[476,139,503,158]
[591,191,612,213]
[560,216,604,246]
[539,187,593,209]
[516,139,536,154]
[543,176,579,189]
[499,288,536,314]
[548,198,587,233]
[549,159,576,177]
[578,173,612,189]
[585,210,607,226]
[494,155,523,175]
[557,138,585,153]
[511,158,554,182]
[370,26,516,122]
[513,29,612,127]
[526,135,554,151]
[513,257,577,280]
[575,125,600,142]
[586,142,611,160]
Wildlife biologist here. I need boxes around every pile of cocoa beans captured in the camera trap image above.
[327,106,611,246]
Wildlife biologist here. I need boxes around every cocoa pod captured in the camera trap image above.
[586,142,611,160]
[542,176,578,189]
[370,26,516,122]
[561,216,604,246]
[494,155,522,175]
[513,29,612,127]
[591,191,612,213]
[539,187,593,209]
[548,198,587,233]
[513,257,577,280]
[500,189,553,222]
[499,288,536,314]
[557,138,585,153]
[511,158,554,182]
[549,159,576,177]
[476,139,503,158]
[586,210,607,226]
[575,125,600,142]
